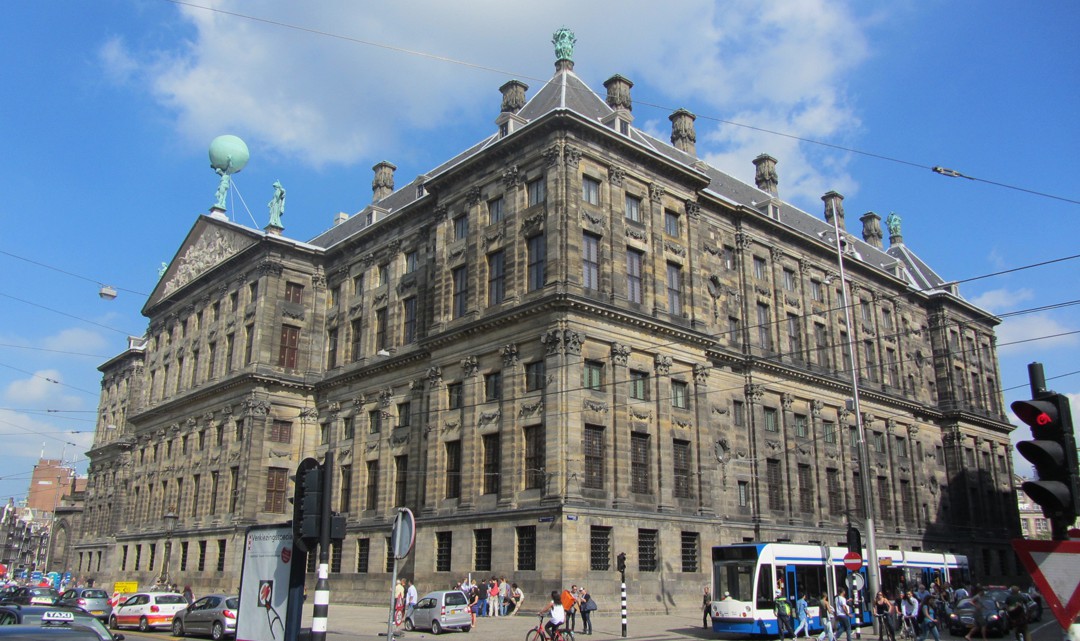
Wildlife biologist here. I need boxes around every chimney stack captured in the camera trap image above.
[372,161,396,202]
[860,212,883,249]
[822,190,846,231]
[603,75,634,112]
[669,109,697,155]
[500,80,528,114]
[753,154,779,196]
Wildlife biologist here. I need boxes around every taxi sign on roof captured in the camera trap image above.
[42,612,75,621]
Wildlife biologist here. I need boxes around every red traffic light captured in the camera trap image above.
[1012,399,1059,432]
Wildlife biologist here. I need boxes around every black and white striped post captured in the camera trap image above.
[617,552,627,638]
[311,451,334,641]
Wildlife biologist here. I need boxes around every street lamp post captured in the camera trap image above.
[160,511,179,587]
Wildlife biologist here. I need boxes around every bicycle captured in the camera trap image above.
[525,614,575,641]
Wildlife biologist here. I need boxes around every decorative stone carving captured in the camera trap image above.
[837,406,850,424]
[478,409,501,426]
[268,449,289,459]
[685,200,700,219]
[649,183,666,201]
[502,165,520,188]
[765,440,782,452]
[582,210,604,227]
[811,399,824,417]
[714,438,730,463]
[543,144,562,167]
[563,146,581,168]
[461,356,479,377]
[907,424,919,438]
[862,412,876,426]
[781,393,794,411]
[583,399,609,414]
[608,165,625,186]
[712,406,728,415]
[625,226,647,242]
[299,407,319,422]
[630,408,652,421]
[735,231,752,251]
[162,228,251,296]
[611,343,631,366]
[674,419,692,429]
[245,396,270,417]
[664,241,685,257]
[693,364,709,385]
[519,399,544,418]
[378,388,394,408]
[521,212,544,237]
[444,419,460,431]
[654,354,672,375]
[466,186,482,206]
[501,343,519,367]
[427,366,443,386]
[745,384,764,404]
[433,204,448,222]
[390,432,409,447]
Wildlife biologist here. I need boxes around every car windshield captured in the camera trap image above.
[225,598,239,610]
[80,592,107,600]
[155,595,186,605]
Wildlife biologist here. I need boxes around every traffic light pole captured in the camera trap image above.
[311,452,334,641]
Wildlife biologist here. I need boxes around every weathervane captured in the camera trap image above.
[208,135,250,213]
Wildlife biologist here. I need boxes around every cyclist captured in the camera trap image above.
[539,590,567,639]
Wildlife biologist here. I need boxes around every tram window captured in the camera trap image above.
[716,560,755,602]
[757,564,776,608]
[793,565,828,603]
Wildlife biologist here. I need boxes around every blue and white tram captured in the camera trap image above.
[709,543,968,637]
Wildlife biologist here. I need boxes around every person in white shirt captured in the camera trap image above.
[834,589,852,641]
[405,580,418,618]
[540,590,566,639]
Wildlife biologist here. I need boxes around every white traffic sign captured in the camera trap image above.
[391,508,415,559]
[846,572,865,592]
[1012,538,1080,629]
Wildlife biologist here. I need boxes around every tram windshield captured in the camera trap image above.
[713,547,757,602]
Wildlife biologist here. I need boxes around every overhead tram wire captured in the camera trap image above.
[0,343,111,359]
[164,0,1080,208]
[0,361,100,397]
[0,291,141,337]
[0,249,149,298]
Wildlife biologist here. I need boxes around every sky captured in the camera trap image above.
[1,1,1078,507]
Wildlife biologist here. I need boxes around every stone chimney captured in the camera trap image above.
[500,80,528,114]
[334,212,349,227]
[753,154,778,196]
[603,75,633,112]
[860,211,883,249]
[669,109,697,155]
[822,191,846,231]
[372,161,396,202]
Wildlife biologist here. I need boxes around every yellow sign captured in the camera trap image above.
[880,558,893,566]
[113,582,138,594]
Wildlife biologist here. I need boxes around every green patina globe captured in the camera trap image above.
[209,135,250,175]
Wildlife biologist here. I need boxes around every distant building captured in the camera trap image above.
[27,459,76,517]
[74,34,1021,604]
[1015,475,1052,540]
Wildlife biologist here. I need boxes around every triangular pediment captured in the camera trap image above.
[144,216,260,313]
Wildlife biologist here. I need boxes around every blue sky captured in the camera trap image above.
[1,1,1078,506]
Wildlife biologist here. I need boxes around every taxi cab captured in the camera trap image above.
[108,593,187,632]
[0,607,121,641]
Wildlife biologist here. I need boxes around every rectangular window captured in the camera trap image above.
[483,434,500,495]
[404,250,419,274]
[583,233,600,290]
[900,479,915,523]
[487,251,505,305]
[798,464,814,513]
[526,361,546,392]
[402,297,417,344]
[452,266,468,318]
[756,303,772,349]
[810,280,823,302]
[733,400,746,427]
[722,246,736,270]
[350,319,363,361]
[681,531,700,573]
[583,425,605,490]
[274,418,295,444]
[448,383,463,410]
[484,371,503,401]
[197,541,207,572]
[393,455,408,507]
[527,178,546,206]
[330,541,342,574]
[787,314,802,360]
[763,407,778,432]
[667,263,683,315]
[229,467,240,512]
[369,410,381,435]
[877,476,892,522]
[285,281,304,305]
[783,269,797,292]
[397,402,411,428]
[861,299,872,323]
[882,308,894,331]
[278,326,300,369]
[342,416,355,440]
[453,215,469,240]
[375,307,388,351]
[527,234,546,291]
[630,369,648,400]
[590,526,612,571]
[827,468,842,513]
[631,432,650,493]
[524,425,545,490]
[638,529,659,572]
[474,529,493,572]
[840,331,852,373]
[753,256,767,280]
[823,420,837,444]
[794,414,808,437]
[435,531,452,572]
[353,273,364,296]
[737,481,749,507]
[265,467,288,513]
[671,379,689,409]
[225,333,235,372]
[664,210,680,236]
[339,465,352,513]
[366,460,379,510]
[814,324,830,369]
[626,249,643,304]
[673,439,692,498]
[766,459,783,510]
[488,197,504,224]
[582,176,600,205]
[326,328,339,369]
[516,526,536,571]
[583,360,603,391]
[853,471,866,519]
[445,441,462,499]
[864,341,878,382]
[625,194,642,223]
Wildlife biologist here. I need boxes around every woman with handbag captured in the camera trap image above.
[580,588,597,635]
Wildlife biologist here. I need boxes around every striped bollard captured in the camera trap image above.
[311,562,330,641]
[620,580,627,638]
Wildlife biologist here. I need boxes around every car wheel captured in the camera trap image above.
[212,622,226,641]
[172,618,185,637]
[462,626,471,633]
[139,616,150,632]
[431,620,442,635]
[404,619,415,631]
[109,615,119,630]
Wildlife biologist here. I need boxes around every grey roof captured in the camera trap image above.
[305,61,955,298]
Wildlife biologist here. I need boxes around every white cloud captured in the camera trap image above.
[2,371,84,408]
[99,36,139,84]
[41,328,108,355]
[969,287,1034,314]
[103,0,874,203]
[995,315,1079,356]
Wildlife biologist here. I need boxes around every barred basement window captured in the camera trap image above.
[386,538,395,573]
[638,529,659,572]
[436,532,452,572]
[307,548,317,573]
[197,540,206,571]
[590,526,612,571]
[681,531,700,572]
[216,539,226,572]
[330,541,342,573]
[517,525,536,571]
[474,528,493,572]
[356,538,370,573]
[180,541,189,572]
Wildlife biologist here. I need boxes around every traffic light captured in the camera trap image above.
[291,458,324,545]
[846,524,862,554]
[616,552,626,573]
[1013,393,1080,538]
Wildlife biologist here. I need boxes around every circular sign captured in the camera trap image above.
[391,508,416,559]
[843,552,862,571]
[280,547,292,564]
[846,572,865,592]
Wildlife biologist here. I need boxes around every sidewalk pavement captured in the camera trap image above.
[299,604,717,641]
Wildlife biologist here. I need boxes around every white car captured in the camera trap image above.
[109,592,188,632]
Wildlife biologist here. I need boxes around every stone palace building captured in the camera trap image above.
[75,33,1021,606]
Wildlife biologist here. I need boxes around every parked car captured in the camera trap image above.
[0,605,121,641]
[404,590,471,634]
[2,590,59,607]
[56,591,111,623]
[947,595,1008,637]
[170,595,238,640]
[108,593,187,632]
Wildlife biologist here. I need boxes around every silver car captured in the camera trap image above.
[170,594,238,640]
[58,589,112,623]
[404,590,472,634]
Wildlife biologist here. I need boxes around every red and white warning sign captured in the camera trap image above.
[1012,539,1080,629]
